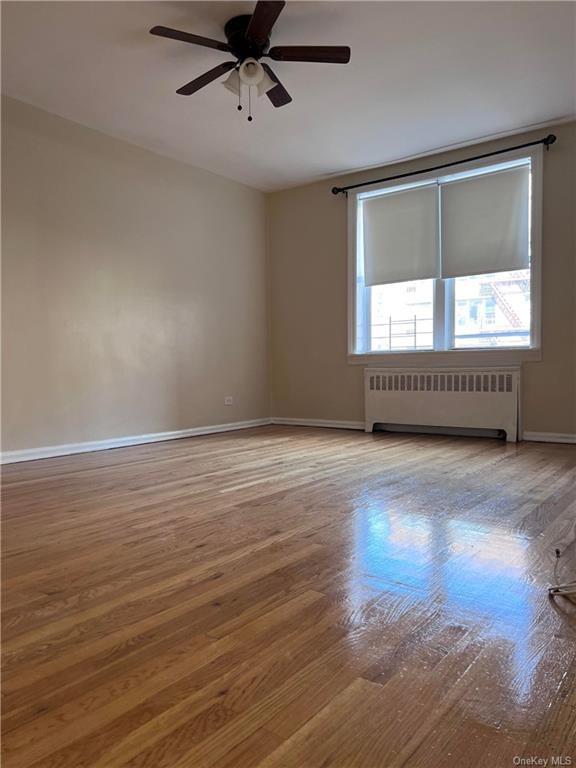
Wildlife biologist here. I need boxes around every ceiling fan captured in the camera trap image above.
[150,1,351,117]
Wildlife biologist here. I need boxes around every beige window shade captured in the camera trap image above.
[362,185,439,287]
[441,165,530,279]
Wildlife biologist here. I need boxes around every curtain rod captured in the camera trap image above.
[331,134,556,196]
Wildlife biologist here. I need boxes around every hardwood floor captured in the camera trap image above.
[2,426,576,768]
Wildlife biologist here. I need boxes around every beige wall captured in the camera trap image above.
[2,97,268,451]
[268,121,576,435]
[3,97,574,452]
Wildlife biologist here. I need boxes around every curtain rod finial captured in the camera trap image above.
[332,186,343,195]
[544,134,557,149]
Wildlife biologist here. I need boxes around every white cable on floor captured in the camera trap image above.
[549,546,576,603]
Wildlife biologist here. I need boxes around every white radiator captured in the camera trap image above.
[364,367,520,442]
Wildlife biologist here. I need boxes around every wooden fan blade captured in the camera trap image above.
[150,26,231,52]
[261,63,292,107]
[268,46,350,63]
[176,62,237,95]
[245,1,285,45]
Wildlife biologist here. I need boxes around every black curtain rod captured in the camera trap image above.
[331,134,556,195]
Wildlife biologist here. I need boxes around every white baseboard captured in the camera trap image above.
[4,420,572,464]
[0,418,272,464]
[522,431,576,444]
[271,417,364,431]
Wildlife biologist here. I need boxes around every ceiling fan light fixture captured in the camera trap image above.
[222,68,241,95]
[238,57,265,86]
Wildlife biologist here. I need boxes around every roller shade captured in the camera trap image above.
[441,165,530,279]
[362,184,438,287]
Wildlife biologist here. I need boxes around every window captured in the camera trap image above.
[349,146,541,360]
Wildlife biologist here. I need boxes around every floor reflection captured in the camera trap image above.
[348,505,545,718]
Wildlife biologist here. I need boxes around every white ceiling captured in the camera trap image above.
[2,2,575,191]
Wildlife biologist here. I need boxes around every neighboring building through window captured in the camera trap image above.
[453,270,530,348]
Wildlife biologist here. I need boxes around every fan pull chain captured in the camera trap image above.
[248,86,253,122]
[237,80,242,111]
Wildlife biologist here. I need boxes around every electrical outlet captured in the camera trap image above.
[224,396,233,406]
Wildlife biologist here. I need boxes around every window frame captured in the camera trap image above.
[347,144,543,366]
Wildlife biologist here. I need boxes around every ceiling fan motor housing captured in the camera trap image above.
[224,15,269,61]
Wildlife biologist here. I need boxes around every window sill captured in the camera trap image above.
[347,347,541,367]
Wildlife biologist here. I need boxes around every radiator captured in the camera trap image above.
[364,367,520,442]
